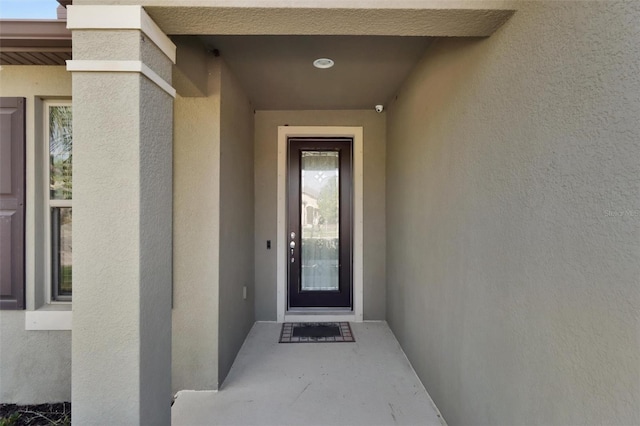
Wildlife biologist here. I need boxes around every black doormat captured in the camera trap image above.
[279,322,355,343]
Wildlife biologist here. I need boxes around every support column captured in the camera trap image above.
[67,6,176,424]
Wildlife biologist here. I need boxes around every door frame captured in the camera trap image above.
[277,126,363,323]
[288,138,352,309]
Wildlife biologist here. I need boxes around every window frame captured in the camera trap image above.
[43,100,72,303]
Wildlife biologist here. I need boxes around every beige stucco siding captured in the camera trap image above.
[172,57,221,392]
[254,110,386,321]
[386,2,640,425]
[0,65,72,404]
[71,25,174,421]
[173,57,255,390]
[218,60,255,385]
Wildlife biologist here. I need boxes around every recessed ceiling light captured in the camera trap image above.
[313,58,334,69]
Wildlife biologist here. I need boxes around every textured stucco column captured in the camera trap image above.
[67,6,176,424]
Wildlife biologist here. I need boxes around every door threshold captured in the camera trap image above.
[284,310,356,323]
[287,307,353,314]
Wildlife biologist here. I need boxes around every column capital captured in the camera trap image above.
[67,5,176,64]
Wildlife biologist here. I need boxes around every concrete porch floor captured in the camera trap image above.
[172,322,445,426]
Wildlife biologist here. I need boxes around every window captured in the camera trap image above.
[45,101,72,302]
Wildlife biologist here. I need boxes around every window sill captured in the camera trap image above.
[25,304,72,330]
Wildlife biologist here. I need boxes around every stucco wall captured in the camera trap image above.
[0,312,71,403]
[173,57,255,390]
[254,110,386,321]
[172,57,221,392]
[218,60,255,385]
[71,27,174,423]
[0,66,72,404]
[386,2,640,426]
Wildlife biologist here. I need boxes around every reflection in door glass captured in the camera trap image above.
[300,151,339,291]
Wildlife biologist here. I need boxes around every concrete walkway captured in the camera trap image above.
[172,322,445,426]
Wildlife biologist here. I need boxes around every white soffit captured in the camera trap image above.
[72,0,515,37]
[67,5,176,63]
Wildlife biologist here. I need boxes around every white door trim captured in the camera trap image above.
[277,126,363,323]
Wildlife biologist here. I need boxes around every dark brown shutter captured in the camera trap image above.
[0,97,26,310]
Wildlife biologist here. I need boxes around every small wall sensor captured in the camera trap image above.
[375,104,384,113]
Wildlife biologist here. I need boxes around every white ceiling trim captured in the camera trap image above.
[74,0,515,11]
[71,1,516,37]
[66,59,177,98]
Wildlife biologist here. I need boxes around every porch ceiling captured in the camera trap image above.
[68,1,513,109]
[199,35,434,110]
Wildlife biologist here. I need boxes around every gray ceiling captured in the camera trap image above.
[200,35,433,110]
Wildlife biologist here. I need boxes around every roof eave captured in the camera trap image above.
[0,19,71,65]
[0,19,71,46]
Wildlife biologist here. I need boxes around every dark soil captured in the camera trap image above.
[0,403,70,426]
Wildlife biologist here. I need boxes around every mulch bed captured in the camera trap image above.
[0,403,70,426]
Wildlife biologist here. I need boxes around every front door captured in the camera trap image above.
[288,138,352,308]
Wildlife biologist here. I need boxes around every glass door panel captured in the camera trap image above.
[300,151,339,291]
